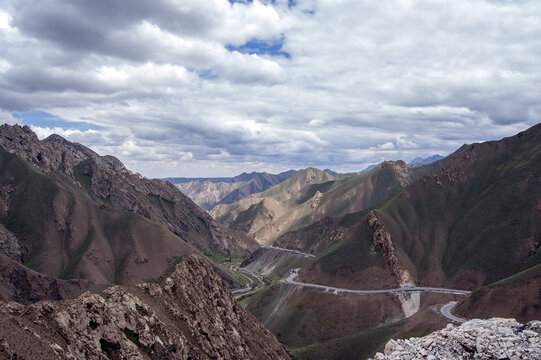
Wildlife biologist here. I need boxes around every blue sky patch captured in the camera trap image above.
[12,110,99,130]
[197,69,220,80]
[226,37,290,58]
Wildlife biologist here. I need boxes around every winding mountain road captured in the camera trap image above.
[231,264,265,296]
[284,269,470,322]
[232,245,470,322]
[285,269,470,295]
[263,246,316,258]
[440,301,467,323]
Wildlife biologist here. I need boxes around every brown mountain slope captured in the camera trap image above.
[454,264,541,323]
[290,124,541,292]
[0,255,289,360]
[172,170,296,209]
[212,162,443,245]
[0,253,100,304]
[0,124,258,257]
[177,180,242,209]
[242,125,541,360]
[0,144,199,286]
[0,124,255,290]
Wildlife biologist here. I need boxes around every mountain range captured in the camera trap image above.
[1,122,540,359]
[360,154,444,173]
[0,124,291,358]
[165,170,296,209]
[210,160,445,245]
[213,124,541,359]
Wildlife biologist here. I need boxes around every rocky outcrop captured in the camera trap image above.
[0,255,289,359]
[310,190,322,209]
[365,211,415,287]
[366,210,419,317]
[0,224,21,261]
[371,318,541,360]
[0,124,258,257]
[375,161,409,186]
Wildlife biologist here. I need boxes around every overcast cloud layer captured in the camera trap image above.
[0,0,540,177]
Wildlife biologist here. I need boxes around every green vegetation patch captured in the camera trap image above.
[488,263,541,288]
[206,253,250,287]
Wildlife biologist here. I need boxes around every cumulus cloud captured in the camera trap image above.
[0,0,540,177]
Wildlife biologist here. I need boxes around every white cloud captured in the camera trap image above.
[0,110,17,125]
[0,0,540,177]
[377,142,395,150]
[0,10,11,30]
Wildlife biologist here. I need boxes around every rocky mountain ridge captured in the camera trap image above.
[365,210,415,288]
[0,255,289,359]
[0,253,97,304]
[0,124,258,257]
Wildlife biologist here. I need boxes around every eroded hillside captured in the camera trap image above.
[0,124,258,259]
[171,170,296,209]
[0,255,289,359]
[211,162,444,245]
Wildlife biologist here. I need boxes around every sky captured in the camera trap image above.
[0,0,540,178]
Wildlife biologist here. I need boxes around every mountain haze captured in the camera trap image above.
[167,170,296,209]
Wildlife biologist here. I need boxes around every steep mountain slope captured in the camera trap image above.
[176,180,243,209]
[0,124,260,292]
[453,263,541,323]
[286,124,541,309]
[0,125,258,259]
[0,253,100,304]
[210,168,338,244]
[0,255,289,360]
[240,124,541,359]
[168,170,296,209]
[212,161,443,245]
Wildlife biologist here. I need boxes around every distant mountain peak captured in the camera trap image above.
[407,154,445,167]
[323,168,338,175]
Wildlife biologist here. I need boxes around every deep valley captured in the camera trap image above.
[0,123,540,359]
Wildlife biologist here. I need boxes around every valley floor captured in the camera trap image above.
[220,246,472,360]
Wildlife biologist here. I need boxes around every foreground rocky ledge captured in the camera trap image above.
[0,255,289,359]
[372,318,541,360]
